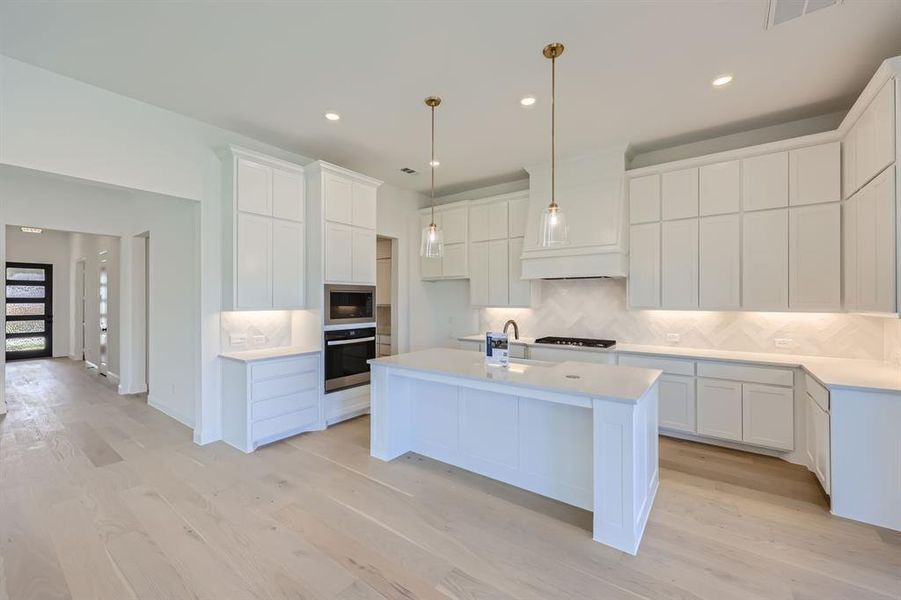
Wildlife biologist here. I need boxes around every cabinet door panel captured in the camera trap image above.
[469,202,505,242]
[855,167,896,313]
[469,241,489,305]
[488,239,509,306]
[272,220,304,308]
[629,175,660,224]
[658,374,696,433]
[442,243,467,278]
[352,182,377,229]
[508,195,529,238]
[508,237,532,307]
[629,222,660,308]
[813,400,830,494]
[742,209,788,310]
[237,158,272,215]
[661,219,698,309]
[789,203,840,310]
[842,127,858,199]
[699,214,740,309]
[789,142,840,206]
[742,152,788,211]
[352,228,377,284]
[441,206,468,244]
[805,395,817,468]
[272,168,304,222]
[843,198,858,311]
[697,378,742,442]
[324,222,353,282]
[661,168,699,220]
[324,174,353,224]
[742,383,793,451]
[236,213,272,308]
[872,79,895,180]
[699,160,740,216]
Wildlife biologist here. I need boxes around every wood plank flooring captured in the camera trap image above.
[1,357,899,599]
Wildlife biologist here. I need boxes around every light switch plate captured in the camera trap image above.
[252,335,267,346]
[230,333,247,346]
[774,338,793,348]
[666,333,680,343]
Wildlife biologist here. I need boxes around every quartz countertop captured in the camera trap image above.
[458,335,901,393]
[369,348,661,403]
[219,346,320,362]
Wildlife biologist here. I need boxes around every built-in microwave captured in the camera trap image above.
[324,284,375,326]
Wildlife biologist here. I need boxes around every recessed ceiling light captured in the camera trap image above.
[429,160,440,167]
[712,74,733,87]
[520,96,537,106]
[20,227,42,234]
[325,112,341,121]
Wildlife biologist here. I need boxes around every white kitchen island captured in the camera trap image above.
[369,348,662,555]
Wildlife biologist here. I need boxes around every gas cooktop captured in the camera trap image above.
[534,336,616,349]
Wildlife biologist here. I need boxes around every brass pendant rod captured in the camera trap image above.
[431,102,436,225]
[550,53,556,209]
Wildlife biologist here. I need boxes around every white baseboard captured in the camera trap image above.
[119,382,148,395]
[148,395,194,429]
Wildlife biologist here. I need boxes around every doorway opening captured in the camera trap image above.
[5,262,53,361]
[375,236,397,356]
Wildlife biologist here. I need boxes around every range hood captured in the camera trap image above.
[520,149,628,280]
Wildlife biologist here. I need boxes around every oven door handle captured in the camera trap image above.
[326,336,376,346]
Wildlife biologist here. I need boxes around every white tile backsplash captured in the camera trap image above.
[480,278,891,360]
[221,311,293,352]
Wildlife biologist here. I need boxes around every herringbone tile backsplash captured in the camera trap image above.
[480,278,893,361]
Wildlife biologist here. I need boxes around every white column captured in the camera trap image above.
[369,366,412,461]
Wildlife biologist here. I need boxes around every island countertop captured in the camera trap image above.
[369,347,661,403]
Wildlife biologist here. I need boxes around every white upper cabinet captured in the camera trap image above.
[699,160,740,216]
[789,202,841,311]
[629,222,661,308]
[272,168,305,222]
[508,195,529,238]
[324,173,354,224]
[742,152,788,211]
[842,197,859,310]
[351,228,377,284]
[699,214,740,310]
[271,220,304,308]
[661,168,699,220]
[629,174,660,224]
[324,222,353,283]
[352,182,378,229]
[789,142,840,206]
[224,147,306,310]
[661,219,698,308]
[844,79,896,196]
[420,201,469,280]
[236,157,272,216]
[441,205,468,245]
[842,126,859,200]
[508,237,533,307]
[743,208,788,310]
[470,201,508,242]
[236,213,273,309]
[851,166,896,313]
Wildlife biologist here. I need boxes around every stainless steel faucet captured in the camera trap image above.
[503,319,519,340]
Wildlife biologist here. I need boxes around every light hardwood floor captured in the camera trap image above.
[1,358,899,599]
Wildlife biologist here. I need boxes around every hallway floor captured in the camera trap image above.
[1,358,899,599]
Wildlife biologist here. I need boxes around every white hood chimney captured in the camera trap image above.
[520,148,628,279]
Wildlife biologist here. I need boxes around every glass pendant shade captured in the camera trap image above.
[539,204,568,247]
[420,222,444,258]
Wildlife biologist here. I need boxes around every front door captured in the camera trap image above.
[5,262,53,361]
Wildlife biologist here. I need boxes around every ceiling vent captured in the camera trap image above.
[766,0,842,29]
[400,167,417,174]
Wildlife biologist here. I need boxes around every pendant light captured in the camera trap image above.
[420,96,444,258]
[538,42,569,247]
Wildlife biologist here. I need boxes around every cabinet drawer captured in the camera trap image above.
[251,355,318,381]
[252,389,319,422]
[805,373,829,412]
[252,406,319,446]
[252,371,319,402]
[618,354,695,376]
[696,361,793,387]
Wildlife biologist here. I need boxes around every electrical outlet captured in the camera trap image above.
[666,333,680,343]
[774,338,793,348]
[230,333,247,346]
[252,335,267,346]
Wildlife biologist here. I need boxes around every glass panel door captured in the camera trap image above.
[5,262,52,360]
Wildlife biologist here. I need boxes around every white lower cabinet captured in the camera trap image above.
[697,378,743,442]
[807,393,831,494]
[742,383,794,451]
[657,374,696,433]
[222,353,321,453]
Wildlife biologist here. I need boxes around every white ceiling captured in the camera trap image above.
[2,1,901,195]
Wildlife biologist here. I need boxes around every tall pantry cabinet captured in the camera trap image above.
[222,146,307,310]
